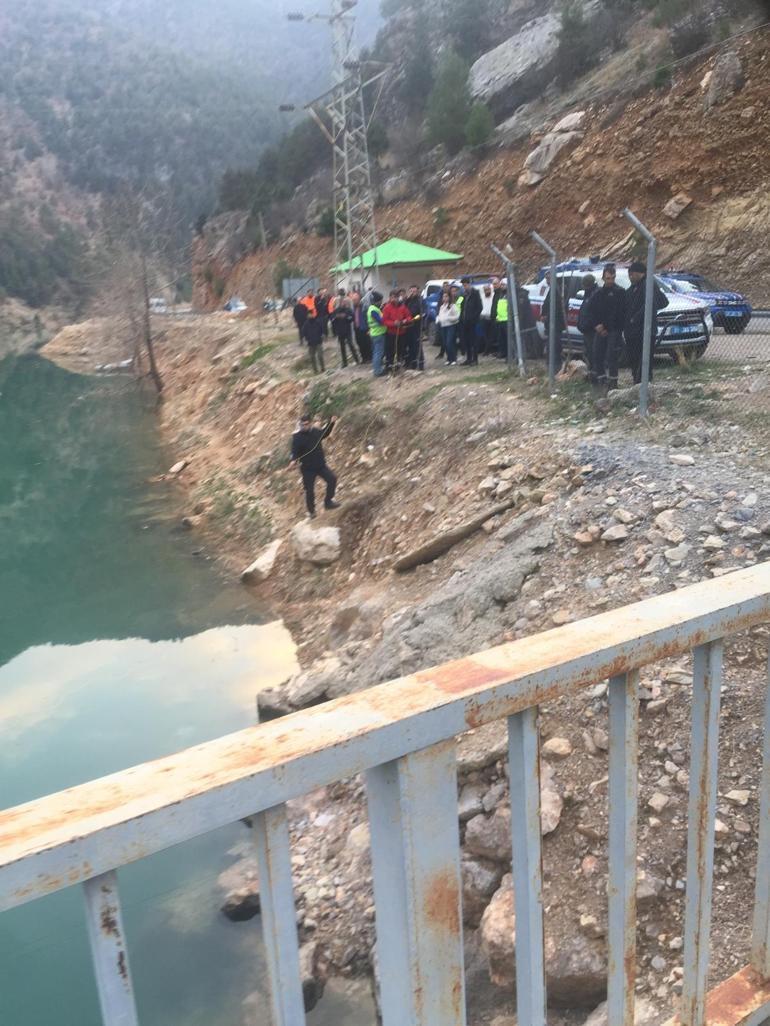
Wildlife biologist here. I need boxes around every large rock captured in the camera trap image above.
[240,941,327,1020]
[257,655,342,716]
[240,538,283,582]
[465,765,562,860]
[519,130,583,187]
[469,5,597,119]
[705,51,744,110]
[462,856,504,926]
[480,873,516,986]
[470,14,560,118]
[290,521,341,566]
[218,857,260,922]
[458,721,509,773]
[481,877,606,1006]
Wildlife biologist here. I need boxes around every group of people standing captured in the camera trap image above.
[290,260,667,389]
[547,261,668,391]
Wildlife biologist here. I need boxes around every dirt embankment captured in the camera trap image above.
[43,303,770,1025]
[194,27,770,314]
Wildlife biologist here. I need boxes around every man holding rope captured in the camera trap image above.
[382,289,411,372]
[289,413,340,518]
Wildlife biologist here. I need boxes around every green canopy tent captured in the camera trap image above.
[333,237,463,293]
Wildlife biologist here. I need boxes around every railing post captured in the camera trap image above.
[531,232,557,392]
[366,740,466,1026]
[490,244,526,376]
[608,672,639,1026]
[82,871,139,1026]
[681,641,723,1026]
[751,653,770,977]
[252,805,306,1026]
[508,707,546,1026]
[623,209,657,417]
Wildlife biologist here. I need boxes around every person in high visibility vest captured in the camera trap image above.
[367,292,387,377]
[495,286,509,360]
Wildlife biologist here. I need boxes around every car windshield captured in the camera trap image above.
[667,278,700,294]
[426,285,442,297]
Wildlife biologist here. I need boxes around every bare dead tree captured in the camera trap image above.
[96,185,187,395]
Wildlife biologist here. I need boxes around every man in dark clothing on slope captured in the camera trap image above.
[290,413,340,518]
[582,263,626,392]
[293,297,308,344]
[458,276,483,366]
[330,290,359,367]
[576,273,599,384]
[624,260,669,385]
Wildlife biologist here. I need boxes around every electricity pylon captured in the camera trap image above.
[287,1,386,287]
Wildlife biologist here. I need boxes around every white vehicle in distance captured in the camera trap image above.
[525,260,713,361]
[149,297,168,314]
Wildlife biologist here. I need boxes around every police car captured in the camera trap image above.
[525,260,713,361]
[658,271,752,335]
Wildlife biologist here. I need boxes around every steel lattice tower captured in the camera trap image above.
[294,0,385,287]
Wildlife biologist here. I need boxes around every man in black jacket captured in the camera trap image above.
[582,264,626,391]
[624,261,669,385]
[403,285,423,369]
[290,414,340,518]
[292,298,308,344]
[576,273,598,385]
[458,277,483,366]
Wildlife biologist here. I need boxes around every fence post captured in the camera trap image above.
[530,232,557,392]
[490,244,526,376]
[623,209,657,417]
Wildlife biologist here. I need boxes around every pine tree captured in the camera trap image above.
[426,50,471,156]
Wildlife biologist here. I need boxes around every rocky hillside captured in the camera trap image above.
[195,23,770,309]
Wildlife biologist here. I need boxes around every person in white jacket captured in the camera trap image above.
[436,290,460,366]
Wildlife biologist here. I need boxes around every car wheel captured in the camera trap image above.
[724,317,748,335]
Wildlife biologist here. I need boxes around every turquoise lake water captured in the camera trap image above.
[0,355,373,1025]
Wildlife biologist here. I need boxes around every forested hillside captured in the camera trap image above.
[0,0,381,310]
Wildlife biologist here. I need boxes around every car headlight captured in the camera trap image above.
[705,312,714,333]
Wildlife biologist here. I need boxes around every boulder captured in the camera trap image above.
[381,170,415,204]
[462,856,504,926]
[480,873,516,986]
[705,51,744,110]
[551,110,586,133]
[469,13,561,119]
[542,737,573,760]
[663,192,693,220]
[466,807,513,863]
[458,721,509,773]
[545,931,607,1006]
[519,131,583,187]
[240,538,283,582]
[482,876,606,1005]
[290,521,341,566]
[219,857,261,922]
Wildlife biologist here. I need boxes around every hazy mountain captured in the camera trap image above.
[0,0,381,307]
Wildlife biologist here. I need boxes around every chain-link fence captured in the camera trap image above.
[494,218,770,423]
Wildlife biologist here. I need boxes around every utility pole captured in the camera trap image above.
[286,2,386,289]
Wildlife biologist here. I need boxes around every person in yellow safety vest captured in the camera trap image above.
[495,286,509,360]
[367,291,388,377]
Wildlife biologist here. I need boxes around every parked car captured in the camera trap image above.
[525,261,713,361]
[658,271,752,335]
[421,276,495,337]
[149,297,168,314]
[223,296,247,313]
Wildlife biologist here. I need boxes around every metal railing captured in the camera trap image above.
[4,564,770,1026]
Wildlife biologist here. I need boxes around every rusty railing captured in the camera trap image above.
[4,564,770,1026]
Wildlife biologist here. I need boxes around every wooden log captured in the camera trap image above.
[392,496,518,573]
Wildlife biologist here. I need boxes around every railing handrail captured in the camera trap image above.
[2,561,770,914]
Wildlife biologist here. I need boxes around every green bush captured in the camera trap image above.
[465,102,494,148]
[273,258,304,293]
[653,64,673,89]
[426,50,471,156]
[556,2,596,86]
[317,207,335,237]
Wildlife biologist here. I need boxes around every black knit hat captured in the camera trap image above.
[629,260,646,274]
